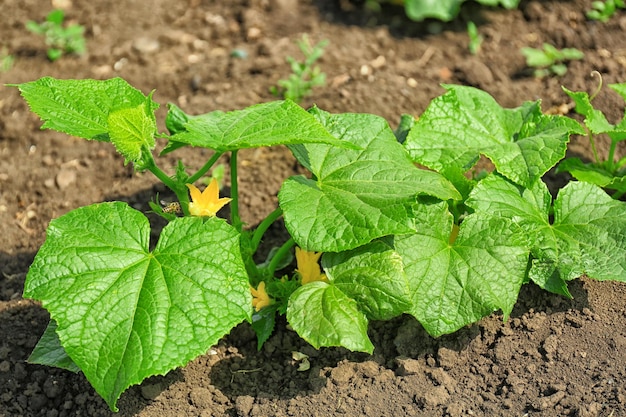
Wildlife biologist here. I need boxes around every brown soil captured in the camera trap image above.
[1,0,626,416]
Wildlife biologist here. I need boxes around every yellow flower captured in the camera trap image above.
[295,247,329,285]
[250,281,273,312]
[186,178,232,217]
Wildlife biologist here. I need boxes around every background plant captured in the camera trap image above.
[365,0,521,22]
[270,34,328,104]
[26,9,86,61]
[12,77,626,412]
[521,43,584,77]
[586,0,625,21]
[0,46,14,72]
[467,21,483,55]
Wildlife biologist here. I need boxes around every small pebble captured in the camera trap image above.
[56,169,76,189]
[133,37,160,54]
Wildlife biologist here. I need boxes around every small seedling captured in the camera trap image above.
[467,21,483,55]
[586,0,625,22]
[521,43,584,77]
[270,34,328,104]
[0,47,14,72]
[26,9,86,61]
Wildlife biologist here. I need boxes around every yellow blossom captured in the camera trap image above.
[295,247,329,285]
[186,178,232,217]
[250,281,273,312]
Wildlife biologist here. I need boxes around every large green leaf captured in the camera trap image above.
[279,110,461,252]
[395,202,529,337]
[404,85,584,187]
[286,282,373,353]
[12,77,158,142]
[168,100,350,152]
[467,175,626,295]
[322,241,411,321]
[24,202,250,411]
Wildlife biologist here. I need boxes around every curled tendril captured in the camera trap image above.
[589,71,603,101]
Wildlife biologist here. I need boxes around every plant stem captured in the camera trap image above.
[250,207,284,253]
[268,238,295,275]
[143,153,191,215]
[230,150,242,232]
[617,154,626,170]
[607,140,617,172]
[187,151,224,184]
[588,131,600,164]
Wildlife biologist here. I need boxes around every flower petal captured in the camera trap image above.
[186,183,203,203]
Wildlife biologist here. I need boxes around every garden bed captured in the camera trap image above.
[1,0,625,416]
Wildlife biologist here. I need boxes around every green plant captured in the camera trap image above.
[467,21,483,55]
[521,43,584,77]
[558,74,626,199]
[11,77,626,411]
[270,34,328,104]
[0,47,14,72]
[366,0,520,22]
[587,0,625,22]
[26,9,86,61]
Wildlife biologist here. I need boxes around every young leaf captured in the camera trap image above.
[24,202,251,411]
[562,86,615,134]
[11,77,158,142]
[557,158,626,192]
[467,175,626,294]
[286,281,374,353]
[29,320,80,373]
[404,85,584,187]
[609,82,626,107]
[603,83,626,140]
[251,305,278,350]
[322,241,411,321]
[168,100,350,151]
[107,102,157,163]
[395,202,529,337]
[279,111,461,252]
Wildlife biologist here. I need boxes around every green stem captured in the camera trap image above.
[230,150,242,232]
[187,151,224,184]
[607,140,617,172]
[250,207,284,253]
[145,155,176,190]
[144,153,191,215]
[588,131,600,164]
[268,238,295,275]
